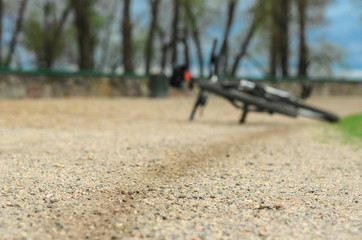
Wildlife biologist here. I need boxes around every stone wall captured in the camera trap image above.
[0,74,149,98]
[0,74,361,99]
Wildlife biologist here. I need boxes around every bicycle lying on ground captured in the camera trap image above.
[170,40,339,124]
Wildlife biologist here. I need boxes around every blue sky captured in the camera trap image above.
[310,0,362,74]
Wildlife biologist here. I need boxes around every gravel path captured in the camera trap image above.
[0,96,361,240]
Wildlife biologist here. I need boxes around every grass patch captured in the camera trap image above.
[334,113,362,147]
[337,113,362,139]
[311,114,361,150]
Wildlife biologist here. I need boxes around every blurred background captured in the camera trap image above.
[0,0,361,98]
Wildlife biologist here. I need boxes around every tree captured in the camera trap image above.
[219,0,238,74]
[297,0,308,76]
[0,0,3,65]
[5,0,28,67]
[23,0,71,68]
[308,42,343,76]
[181,25,190,68]
[183,0,205,76]
[268,0,290,77]
[296,0,330,76]
[122,0,134,72]
[72,0,96,70]
[269,1,278,76]
[279,0,289,76]
[145,0,160,74]
[230,0,264,76]
[170,0,181,67]
[97,0,118,70]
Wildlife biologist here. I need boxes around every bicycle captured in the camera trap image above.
[170,39,339,124]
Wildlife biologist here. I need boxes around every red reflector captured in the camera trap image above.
[184,70,191,81]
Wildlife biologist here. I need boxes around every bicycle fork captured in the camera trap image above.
[239,104,249,124]
[190,89,208,121]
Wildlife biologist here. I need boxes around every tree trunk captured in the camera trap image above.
[269,0,279,76]
[191,30,204,77]
[160,43,168,73]
[52,3,71,60]
[230,8,260,76]
[170,0,180,67]
[49,3,71,68]
[122,0,134,72]
[99,0,117,70]
[145,0,160,74]
[219,0,238,74]
[39,2,71,69]
[43,1,52,68]
[184,0,204,76]
[182,27,190,68]
[72,0,94,70]
[54,5,71,39]
[297,0,308,76]
[280,0,289,76]
[5,0,28,67]
[0,0,3,65]
[156,25,168,73]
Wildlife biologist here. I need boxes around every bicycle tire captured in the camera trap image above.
[293,102,339,122]
[197,80,298,118]
[257,87,339,123]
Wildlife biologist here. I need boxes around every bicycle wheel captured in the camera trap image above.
[293,102,339,122]
[197,80,298,118]
[234,80,339,123]
[260,88,339,123]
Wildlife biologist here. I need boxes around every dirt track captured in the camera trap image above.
[0,96,361,239]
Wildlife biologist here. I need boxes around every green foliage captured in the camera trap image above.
[23,10,69,68]
[181,0,206,19]
[23,14,43,55]
[180,0,217,32]
[90,5,106,38]
[337,114,362,140]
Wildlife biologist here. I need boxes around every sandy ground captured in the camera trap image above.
[0,96,361,240]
